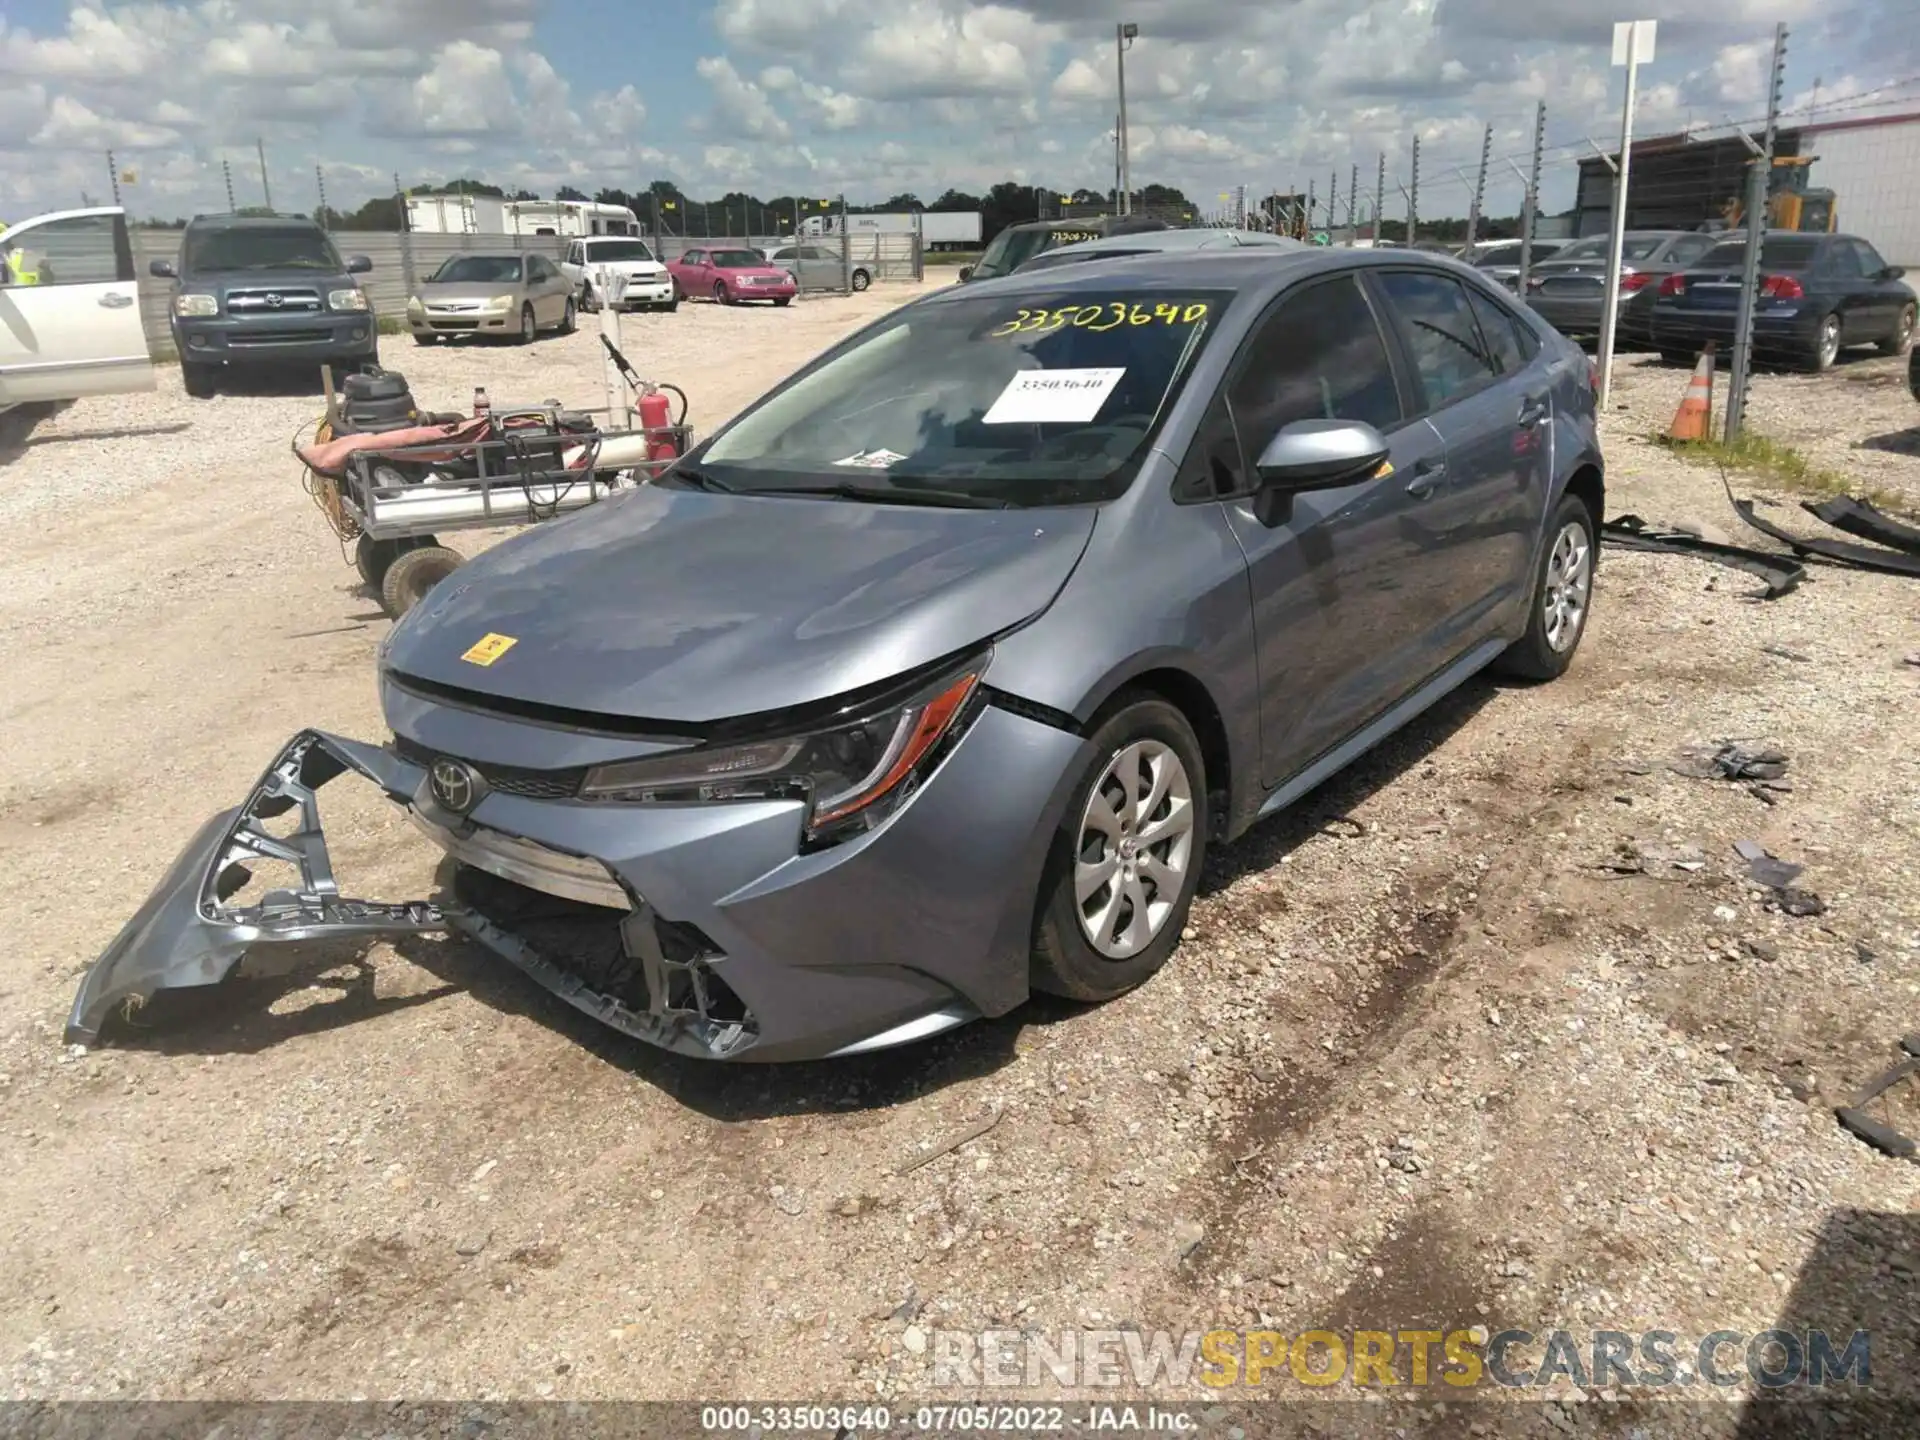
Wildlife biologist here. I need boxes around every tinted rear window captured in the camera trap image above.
[1699,238,1820,271]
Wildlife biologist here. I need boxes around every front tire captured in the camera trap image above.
[713,281,730,305]
[1032,698,1208,1003]
[1877,303,1915,356]
[181,362,217,399]
[1495,492,1596,682]
[559,296,577,334]
[657,297,679,313]
[579,285,599,315]
[517,304,537,345]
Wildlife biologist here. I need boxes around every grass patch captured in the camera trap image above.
[924,250,981,267]
[1657,426,1907,513]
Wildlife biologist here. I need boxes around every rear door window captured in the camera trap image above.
[1372,270,1501,409]
[1464,286,1529,375]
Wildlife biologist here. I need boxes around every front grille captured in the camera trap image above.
[228,328,335,347]
[455,866,756,1054]
[392,737,585,798]
[226,287,323,313]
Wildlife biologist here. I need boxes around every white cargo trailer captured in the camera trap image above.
[405,195,642,238]
[795,210,983,249]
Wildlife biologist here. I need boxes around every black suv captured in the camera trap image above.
[152,214,378,398]
[959,215,1171,283]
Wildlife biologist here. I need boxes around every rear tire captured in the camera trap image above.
[1031,697,1208,1003]
[851,268,871,292]
[379,545,464,618]
[1877,303,1915,356]
[354,533,433,590]
[559,297,577,334]
[182,362,217,399]
[1495,492,1596,682]
[1805,312,1842,372]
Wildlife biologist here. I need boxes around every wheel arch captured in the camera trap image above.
[1073,659,1237,840]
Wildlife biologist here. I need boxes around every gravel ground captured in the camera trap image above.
[2,284,1918,1430]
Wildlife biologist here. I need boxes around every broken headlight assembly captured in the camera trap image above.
[579,658,987,847]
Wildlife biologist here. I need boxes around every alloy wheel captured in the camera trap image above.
[1543,520,1592,654]
[1074,740,1195,959]
[1897,305,1916,351]
[1817,315,1841,369]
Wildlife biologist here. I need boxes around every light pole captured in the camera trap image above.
[1116,22,1138,215]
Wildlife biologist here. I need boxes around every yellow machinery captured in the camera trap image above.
[1719,156,1837,233]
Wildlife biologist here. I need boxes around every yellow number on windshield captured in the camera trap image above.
[989,310,1032,337]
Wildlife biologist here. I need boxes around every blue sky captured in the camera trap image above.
[1,0,1914,223]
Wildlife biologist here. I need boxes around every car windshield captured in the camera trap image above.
[970,226,1104,281]
[428,255,524,284]
[584,240,656,262]
[692,288,1230,507]
[183,226,341,273]
[710,250,763,268]
[1698,238,1820,271]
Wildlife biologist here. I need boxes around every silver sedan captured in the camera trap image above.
[407,252,577,344]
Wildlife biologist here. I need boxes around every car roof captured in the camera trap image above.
[925,245,1495,310]
[1015,228,1306,270]
[431,252,532,261]
[185,213,326,230]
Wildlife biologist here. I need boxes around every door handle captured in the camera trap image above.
[1517,394,1549,427]
[98,292,134,309]
[1406,462,1446,499]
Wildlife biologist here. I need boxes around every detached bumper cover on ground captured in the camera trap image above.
[68,711,1087,1061]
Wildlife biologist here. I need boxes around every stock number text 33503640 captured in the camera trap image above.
[990,301,1211,336]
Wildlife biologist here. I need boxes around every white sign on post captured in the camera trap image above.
[1595,18,1657,412]
[1611,19,1656,67]
[598,266,629,426]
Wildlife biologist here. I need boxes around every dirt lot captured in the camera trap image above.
[2,279,1918,1424]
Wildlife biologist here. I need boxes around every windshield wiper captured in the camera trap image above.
[659,465,735,493]
[742,481,1010,509]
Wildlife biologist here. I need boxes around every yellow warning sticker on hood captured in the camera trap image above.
[461,633,517,666]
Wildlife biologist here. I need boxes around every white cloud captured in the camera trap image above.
[695,55,793,141]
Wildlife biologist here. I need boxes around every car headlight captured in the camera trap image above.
[579,660,986,847]
[174,293,218,317]
[329,288,369,312]
[486,293,516,311]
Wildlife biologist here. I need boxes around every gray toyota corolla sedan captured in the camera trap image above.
[70,247,1604,1062]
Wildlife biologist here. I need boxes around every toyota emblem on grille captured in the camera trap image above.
[430,757,484,814]
[266,292,283,308]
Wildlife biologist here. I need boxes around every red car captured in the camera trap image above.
[668,247,798,306]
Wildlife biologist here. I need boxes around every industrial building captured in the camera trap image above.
[1574,109,1920,266]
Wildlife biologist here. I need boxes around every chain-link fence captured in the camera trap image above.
[1260,25,1917,439]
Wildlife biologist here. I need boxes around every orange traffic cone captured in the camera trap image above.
[1666,342,1716,443]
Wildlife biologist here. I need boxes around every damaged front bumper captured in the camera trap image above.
[66,731,444,1048]
[68,707,1083,1061]
[68,730,775,1059]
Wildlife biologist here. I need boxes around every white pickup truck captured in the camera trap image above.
[0,206,155,421]
[557,236,677,314]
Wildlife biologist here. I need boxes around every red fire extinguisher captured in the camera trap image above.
[639,385,676,464]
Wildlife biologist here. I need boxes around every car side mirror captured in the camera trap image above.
[1251,419,1392,528]
[149,258,177,278]
[957,266,974,282]
[346,254,373,274]
[1880,265,1906,281]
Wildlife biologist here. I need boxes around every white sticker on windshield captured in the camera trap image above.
[982,367,1125,425]
[834,448,908,469]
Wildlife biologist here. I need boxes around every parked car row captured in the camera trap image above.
[1514,227,1913,371]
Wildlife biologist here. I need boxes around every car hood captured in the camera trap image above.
[588,257,667,274]
[418,281,521,301]
[382,485,1098,726]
